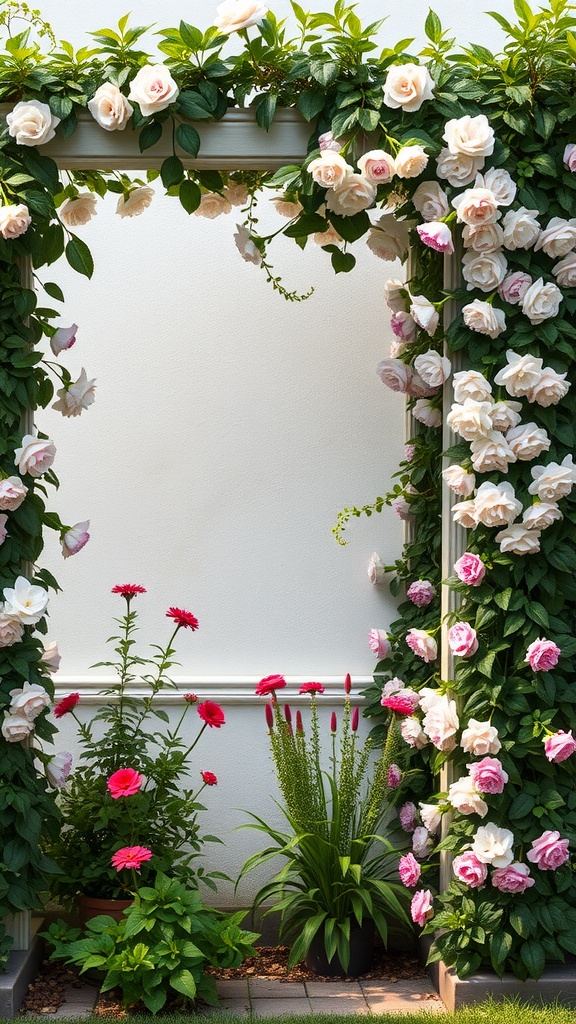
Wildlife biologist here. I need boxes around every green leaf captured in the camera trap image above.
[161,156,184,189]
[509,792,535,819]
[309,59,339,87]
[520,939,545,979]
[297,88,325,121]
[139,121,163,152]
[176,123,201,157]
[330,248,355,273]
[177,91,214,120]
[179,179,201,214]
[179,20,203,50]
[425,9,442,43]
[170,969,197,999]
[44,282,64,302]
[65,237,94,279]
[49,95,73,121]
[357,108,380,131]
[256,93,278,132]
[328,211,370,243]
[284,213,328,237]
[490,930,512,965]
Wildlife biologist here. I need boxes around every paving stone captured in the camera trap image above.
[304,995,371,1014]
[360,978,435,994]
[251,996,313,1016]
[215,979,251,999]
[305,981,364,997]
[364,991,444,1014]
[212,997,252,1015]
[249,979,308,997]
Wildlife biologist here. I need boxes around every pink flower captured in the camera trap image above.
[111,845,153,871]
[454,553,486,587]
[166,607,199,630]
[0,514,7,545]
[351,707,359,732]
[61,520,90,559]
[392,496,413,520]
[368,629,391,659]
[50,323,78,356]
[318,131,342,153]
[107,767,144,798]
[201,770,218,786]
[468,757,508,795]
[417,221,455,254]
[563,143,576,172]
[53,692,79,719]
[330,711,337,733]
[255,675,286,696]
[406,580,436,607]
[344,673,352,694]
[265,703,274,730]
[412,826,431,859]
[526,830,570,870]
[499,272,532,305]
[525,638,561,672]
[544,730,576,763]
[492,862,535,893]
[410,889,434,927]
[404,444,416,462]
[381,678,420,716]
[0,476,27,511]
[112,583,146,598]
[197,700,226,727]
[452,852,487,888]
[387,764,402,789]
[299,682,325,695]
[391,311,416,342]
[448,622,478,658]
[406,629,437,663]
[399,801,417,832]
[46,751,73,789]
[399,852,421,887]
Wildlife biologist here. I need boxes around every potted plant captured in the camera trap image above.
[238,674,411,976]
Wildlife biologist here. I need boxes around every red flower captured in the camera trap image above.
[53,692,80,719]
[197,700,226,728]
[255,675,286,697]
[166,607,199,630]
[184,693,199,704]
[111,846,152,871]
[299,682,325,695]
[201,770,218,786]
[382,695,419,716]
[112,584,146,597]
[107,767,143,799]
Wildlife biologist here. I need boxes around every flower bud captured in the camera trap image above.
[330,712,337,733]
[265,703,274,730]
[344,673,352,694]
[284,704,292,726]
[296,710,304,734]
[351,707,359,732]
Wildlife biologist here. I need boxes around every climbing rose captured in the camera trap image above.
[166,607,199,630]
[368,629,391,658]
[406,629,437,662]
[399,852,421,887]
[201,770,218,786]
[46,752,73,789]
[410,889,434,927]
[197,701,226,728]
[454,553,486,586]
[526,831,570,870]
[448,622,478,658]
[387,764,402,789]
[492,862,535,893]
[544,731,576,763]
[53,692,80,719]
[399,801,417,832]
[107,768,144,798]
[111,846,153,871]
[407,580,436,607]
[61,521,90,559]
[381,679,419,716]
[255,675,286,696]
[452,853,487,888]
[525,638,560,672]
[468,757,508,794]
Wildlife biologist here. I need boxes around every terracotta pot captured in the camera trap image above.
[304,921,375,978]
[77,895,133,928]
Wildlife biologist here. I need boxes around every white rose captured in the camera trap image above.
[394,145,428,178]
[501,207,540,250]
[462,300,506,338]
[506,423,551,461]
[61,521,90,559]
[474,480,522,527]
[462,222,504,253]
[9,681,50,720]
[59,194,98,228]
[0,613,23,647]
[442,465,476,497]
[436,148,483,187]
[128,65,179,117]
[46,751,73,789]
[214,0,268,32]
[368,552,385,585]
[521,277,562,325]
[448,776,488,818]
[534,216,576,259]
[234,223,262,265]
[526,366,570,407]
[443,114,495,158]
[462,250,507,292]
[367,217,410,261]
[496,523,541,555]
[412,181,449,222]
[308,151,352,189]
[384,279,409,313]
[400,717,428,749]
[470,430,517,474]
[410,294,439,335]
[418,687,443,713]
[446,398,494,441]
[478,168,517,206]
[413,351,451,389]
[3,576,49,625]
[412,399,442,428]
[489,400,522,432]
[14,435,56,478]
[412,826,432,859]
[453,187,500,227]
[552,252,576,287]
[2,713,34,743]
[194,192,231,219]
[88,83,133,131]
[529,455,576,502]
[326,175,376,216]
[407,373,435,399]
[471,823,514,867]
[0,204,32,240]
[52,369,96,418]
[377,358,412,393]
[419,804,442,835]
[499,271,532,305]
[6,100,60,146]
[453,370,492,404]
[493,349,544,397]
[0,476,27,511]
[522,503,562,530]
[117,186,155,219]
[41,641,61,672]
[383,63,435,112]
[271,196,302,218]
[452,499,478,529]
[422,694,459,752]
[461,719,501,756]
[357,150,395,184]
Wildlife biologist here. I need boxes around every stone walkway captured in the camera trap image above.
[28,977,444,1017]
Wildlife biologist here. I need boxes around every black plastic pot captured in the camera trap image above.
[304,921,375,977]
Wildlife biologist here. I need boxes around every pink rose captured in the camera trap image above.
[526,830,570,870]
[492,862,535,893]
[406,580,436,607]
[410,889,434,927]
[454,553,486,587]
[452,852,487,888]
[525,638,561,672]
[368,629,391,659]
[392,496,413,520]
[404,444,416,462]
[381,678,420,716]
[61,520,90,559]
[544,730,576,763]
[14,435,56,477]
[468,757,508,794]
[563,143,576,172]
[107,767,144,799]
[50,324,78,356]
[387,763,402,788]
[499,271,532,305]
[406,629,437,663]
[416,221,455,254]
[399,801,417,832]
[358,149,395,184]
[391,311,416,342]
[399,852,421,887]
[318,131,342,152]
[0,476,28,511]
[448,622,478,658]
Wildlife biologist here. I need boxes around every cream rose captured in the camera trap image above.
[452,187,500,227]
[474,480,522,527]
[117,186,155,219]
[412,181,449,222]
[3,575,49,625]
[128,65,179,116]
[400,717,428,749]
[442,465,476,497]
[443,114,495,158]
[436,148,483,187]
[214,0,268,32]
[357,150,395,184]
[0,204,32,240]
[234,223,262,265]
[489,400,522,432]
[0,476,27,511]
[307,151,352,189]
[9,681,50,720]
[422,694,459,752]
[501,206,540,250]
[506,423,551,461]
[413,351,451,389]
[446,398,494,442]
[313,223,343,248]
[496,523,541,555]
[526,367,570,407]
[410,294,439,336]
[368,552,385,585]
[470,431,517,474]
[394,145,428,178]
[367,217,410,261]
[412,399,442,428]
[52,369,96,418]
[462,299,506,338]
[383,63,435,112]
[420,803,443,835]
[493,349,544,397]
[521,277,562,325]
[0,613,23,648]
[271,196,302,218]
[471,823,514,867]
[384,279,409,313]
[534,216,576,259]
[2,713,34,743]
[14,435,56,477]
[193,192,231,219]
[6,100,60,146]
[552,252,576,287]
[448,776,488,818]
[452,499,477,529]
[479,167,517,206]
[408,373,435,398]
[529,455,576,503]
[461,719,501,756]
[88,83,133,131]
[377,358,412,393]
[462,250,507,292]
[41,641,62,672]
[522,503,562,530]
[59,193,98,228]
[453,370,492,403]
[499,271,532,305]
[326,175,376,216]
[462,222,504,253]
[224,183,248,207]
